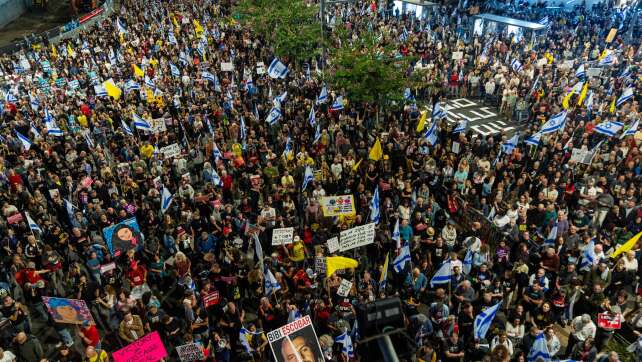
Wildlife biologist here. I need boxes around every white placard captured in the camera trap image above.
[337,279,353,297]
[327,237,340,253]
[451,51,463,60]
[221,62,234,71]
[147,118,167,133]
[570,148,590,164]
[272,227,294,246]
[452,141,460,154]
[340,223,375,252]
[537,58,548,67]
[315,256,326,274]
[160,143,181,159]
[256,62,266,75]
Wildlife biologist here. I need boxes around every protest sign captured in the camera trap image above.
[176,343,205,362]
[337,279,353,297]
[221,62,234,71]
[570,148,590,164]
[320,195,356,217]
[598,313,622,329]
[160,143,181,159]
[147,118,167,133]
[267,316,324,362]
[605,28,617,43]
[100,262,116,274]
[339,223,375,252]
[272,227,294,246]
[202,290,220,308]
[103,217,143,256]
[314,256,326,274]
[256,62,266,74]
[326,237,340,253]
[7,213,23,225]
[42,297,96,325]
[451,51,463,60]
[113,331,168,362]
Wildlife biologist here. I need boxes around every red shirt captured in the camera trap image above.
[222,175,233,190]
[127,266,146,286]
[80,104,92,117]
[81,325,100,347]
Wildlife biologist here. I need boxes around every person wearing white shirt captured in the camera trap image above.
[545,327,561,357]
[491,333,514,357]
[566,314,596,356]
[0,348,16,362]
[260,205,276,228]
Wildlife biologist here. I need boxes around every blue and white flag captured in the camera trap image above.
[29,94,39,111]
[575,64,586,79]
[170,63,180,77]
[393,245,411,273]
[313,122,321,144]
[432,101,446,119]
[68,79,80,90]
[404,87,414,101]
[212,143,223,161]
[594,121,624,137]
[501,133,519,154]
[124,80,140,94]
[302,166,314,191]
[46,120,64,137]
[474,301,502,340]
[30,123,41,139]
[453,119,467,134]
[264,265,282,296]
[316,86,328,105]
[370,186,381,224]
[308,106,316,127]
[133,114,151,131]
[274,91,288,108]
[511,58,523,72]
[545,224,558,245]
[621,119,639,138]
[399,27,409,41]
[579,238,597,271]
[331,96,344,111]
[538,16,550,27]
[83,132,95,149]
[168,31,178,45]
[525,131,541,146]
[463,249,473,275]
[4,91,17,104]
[599,52,614,66]
[240,116,247,140]
[64,198,75,219]
[585,91,594,110]
[26,212,42,233]
[211,169,223,187]
[527,333,551,362]
[121,120,134,136]
[161,186,173,214]
[620,65,632,79]
[392,218,401,249]
[267,58,289,79]
[283,137,293,159]
[15,131,32,151]
[424,121,438,146]
[144,75,156,89]
[253,234,263,262]
[116,17,128,34]
[430,260,452,287]
[616,87,634,107]
[239,327,253,353]
[265,107,282,125]
[540,111,567,134]
[351,319,360,342]
[335,331,355,359]
[94,84,108,97]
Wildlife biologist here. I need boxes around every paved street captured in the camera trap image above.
[426,98,523,137]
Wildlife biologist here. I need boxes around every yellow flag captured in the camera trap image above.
[145,88,154,102]
[352,159,362,173]
[610,97,616,113]
[368,138,383,161]
[562,92,572,109]
[611,231,642,258]
[132,64,144,78]
[119,33,125,44]
[379,253,389,286]
[67,43,75,58]
[326,256,359,276]
[544,52,554,64]
[577,82,589,106]
[193,19,204,37]
[172,16,179,29]
[51,44,58,59]
[416,110,428,132]
[102,79,122,100]
[598,49,608,61]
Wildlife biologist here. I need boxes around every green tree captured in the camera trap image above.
[235,0,322,63]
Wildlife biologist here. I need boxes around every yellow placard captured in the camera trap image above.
[605,28,617,43]
[320,195,356,217]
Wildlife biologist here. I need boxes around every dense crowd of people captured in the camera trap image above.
[0,0,641,361]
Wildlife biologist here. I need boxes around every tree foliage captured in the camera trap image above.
[235,0,322,63]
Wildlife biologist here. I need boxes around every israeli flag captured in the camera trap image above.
[240,116,247,140]
[26,212,42,233]
[453,119,467,134]
[265,107,282,126]
[108,49,117,66]
[392,218,401,249]
[179,51,189,66]
[331,96,344,111]
[133,114,152,131]
[424,121,438,146]
[253,233,264,262]
[84,132,95,148]
[432,101,446,119]
[335,331,355,359]
[274,91,288,108]
[316,86,328,105]
[15,131,32,151]
[511,58,523,72]
[267,58,289,79]
[585,91,594,110]
[399,27,409,41]
[124,80,140,94]
[351,319,360,342]
[525,131,541,146]
[527,333,551,362]
[620,65,632,79]
[393,245,411,273]
[501,133,519,154]
[545,224,558,245]
[308,106,316,127]
[168,31,178,45]
[212,143,223,161]
[264,265,282,296]
[283,137,293,159]
[540,111,567,134]
[144,75,156,90]
[599,52,614,66]
[161,186,173,214]
[594,121,624,137]
[46,120,64,137]
[621,119,639,138]
[211,169,223,187]
[463,249,473,275]
[430,261,452,287]
[239,327,253,353]
[30,123,41,139]
[4,91,16,104]
[538,16,550,27]
[616,87,634,107]
[94,85,108,97]
[370,186,381,224]
[404,87,414,101]
[579,238,597,271]
[313,122,321,144]
[121,120,134,136]
[201,71,216,83]
[575,64,586,79]
[302,166,314,192]
[116,17,128,34]
[474,302,502,340]
[64,199,75,219]
[29,94,39,110]
[169,63,180,77]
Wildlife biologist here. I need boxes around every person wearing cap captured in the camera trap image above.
[78,320,101,349]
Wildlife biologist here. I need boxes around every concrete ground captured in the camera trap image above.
[0,0,72,47]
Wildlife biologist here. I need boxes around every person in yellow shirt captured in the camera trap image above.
[77,112,88,128]
[85,346,109,362]
[139,142,155,159]
[289,236,306,264]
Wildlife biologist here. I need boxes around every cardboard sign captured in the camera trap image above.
[202,290,220,307]
[42,297,96,325]
[160,143,181,159]
[605,28,617,43]
[272,227,294,246]
[147,118,167,133]
[256,62,266,75]
[598,313,622,329]
[103,217,143,256]
[320,195,356,217]
[314,256,326,274]
[113,331,168,362]
[326,237,340,253]
[221,62,234,71]
[451,51,463,60]
[7,213,23,225]
[176,343,205,362]
[337,279,353,297]
[267,316,324,362]
[100,262,116,274]
[339,223,376,252]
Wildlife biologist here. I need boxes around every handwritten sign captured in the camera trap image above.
[339,223,375,252]
[256,62,266,75]
[147,118,167,133]
[326,237,340,253]
[320,195,356,217]
[272,227,294,246]
[337,279,353,297]
[113,331,167,362]
[160,143,181,159]
[221,62,234,71]
[176,343,205,362]
[315,256,326,274]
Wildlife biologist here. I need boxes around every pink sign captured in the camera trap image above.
[113,331,167,362]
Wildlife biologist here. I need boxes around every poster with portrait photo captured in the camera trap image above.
[103,217,144,256]
[42,297,96,325]
[267,316,324,362]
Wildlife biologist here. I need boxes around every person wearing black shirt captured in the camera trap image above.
[458,303,475,344]
[220,301,244,354]
[442,332,465,362]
